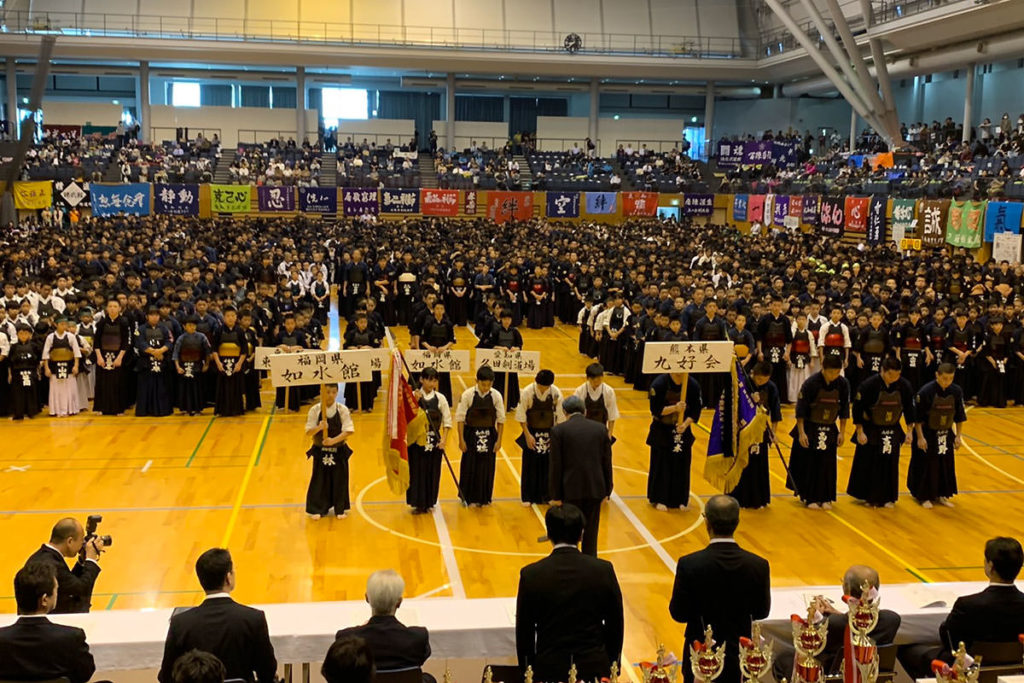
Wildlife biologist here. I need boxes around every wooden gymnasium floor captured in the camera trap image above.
[4,302,1024,666]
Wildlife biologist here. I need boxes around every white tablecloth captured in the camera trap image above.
[0,597,518,672]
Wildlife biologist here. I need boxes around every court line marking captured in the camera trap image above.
[220,406,275,548]
[411,583,451,599]
[431,506,467,599]
[185,416,217,467]
[960,439,1024,486]
[609,492,687,573]
[141,460,152,473]
[498,446,547,527]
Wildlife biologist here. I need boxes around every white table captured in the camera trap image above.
[0,597,518,672]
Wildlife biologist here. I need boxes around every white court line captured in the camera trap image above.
[411,583,451,600]
[608,493,679,573]
[141,460,153,473]
[431,506,467,599]
[499,447,548,527]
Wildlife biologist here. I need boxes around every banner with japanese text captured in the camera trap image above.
[257,186,296,212]
[773,195,789,226]
[585,191,617,214]
[920,199,950,248]
[546,191,580,219]
[984,201,1024,242]
[742,141,773,166]
[421,189,459,216]
[772,141,798,167]
[91,183,151,216]
[732,194,748,222]
[867,196,887,246]
[299,187,337,214]
[844,196,870,234]
[464,190,477,215]
[946,199,985,249]
[788,195,804,221]
[210,184,251,213]
[380,188,420,214]
[683,193,714,217]
[622,191,659,217]
[342,188,379,216]
[891,198,918,240]
[13,181,52,209]
[717,141,744,167]
[486,191,533,224]
[154,183,199,216]
[819,197,845,237]
[801,195,820,226]
[747,194,766,223]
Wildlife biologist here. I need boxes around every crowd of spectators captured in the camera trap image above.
[16,132,115,183]
[433,143,519,190]
[117,134,221,185]
[528,145,619,191]
[228,137,320,187]
[336,137,419,188]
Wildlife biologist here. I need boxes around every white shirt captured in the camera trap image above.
[817,321,853,349]
[42,330,82,360]
[418,389,453,428]
[203,592,232,601]
[454,387,506,424]
[514,383,565,424]
[791,324,818,358]
[573,382,620,421]
[305,401,355,434]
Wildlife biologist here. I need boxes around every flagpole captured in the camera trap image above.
[735,358,802,500]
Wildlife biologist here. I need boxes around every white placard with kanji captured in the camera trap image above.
[474,348,541,373]
[268,350,373,387]
[641,341,733,374]
[254,346,288,372]
[404,349,470,373]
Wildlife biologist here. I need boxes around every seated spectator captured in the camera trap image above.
[173,650,227,683]
[0,562,96,683]
[323,637,375,683]
[335,570,432,679]
[158,548,278,683]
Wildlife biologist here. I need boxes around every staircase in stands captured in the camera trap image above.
[212,148,235,184]
[319,153,337,188]
[419,154,437,188]
[609,158,634,191]
[514,153,532,190]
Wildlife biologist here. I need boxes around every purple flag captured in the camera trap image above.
[257,186,296,212]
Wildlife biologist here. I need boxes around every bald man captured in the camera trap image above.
[23,518,105,613]
[773,565,901,681]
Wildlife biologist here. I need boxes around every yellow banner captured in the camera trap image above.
[14,181,53,209]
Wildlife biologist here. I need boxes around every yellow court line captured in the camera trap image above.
[220,412,273,548]
[824,509,932,582]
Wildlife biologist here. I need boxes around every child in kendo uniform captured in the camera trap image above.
[304,383,355,519]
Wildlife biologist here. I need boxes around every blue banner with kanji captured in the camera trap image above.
[257,186,297,212]
[585,191,617,214]
[154,183,199,216]
[683,193,714,216]
[732,194,748,222]
[380,188,420,214]
[91,183,151,216]
[546,191,580,218]
[299,187,337,214]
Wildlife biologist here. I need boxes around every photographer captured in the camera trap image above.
[24,518,106,614]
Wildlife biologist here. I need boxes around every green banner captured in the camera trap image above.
[891,198,917,239]
[946,199,986,249]
[210,184,252,213]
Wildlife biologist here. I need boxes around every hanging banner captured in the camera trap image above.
[380,188,420,214]
[486,191,533,224]
[747,194,766,223]
[771,141,798,167]
[717,141,744,167]
[819,197,845,237]
[464,190,477,215]
[789,195,804,220]
[421,189,459,216]
[622,191,659,217]
[892,198,918,240]
[984,201,1024,242]
[342,188,379,216]
[56,180,89,208]
[210,184,252,213]
[154,183,199,216]
[993,232,1023,264]
[801,195,820,226]
[91,183,151,216]
[844,196,870,234]
[742,140,773,166]
[299,187,338,214]
[257,186,297,212]
[683,193,714,217]
[773,195,790,226]
[732,194,748,222]
[13,181,53,209]
[946,199,985,249]
[585,191,617,215]
[867,196,887,246]
[920,199,950,248]
[545,191,581,218]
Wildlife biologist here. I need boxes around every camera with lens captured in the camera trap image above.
[79,514,113,563]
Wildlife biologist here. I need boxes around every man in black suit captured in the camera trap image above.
[0,562,96,683]
[772,565,901,681]
[335,569,432,679]
[23,517,105,613]
[549,395,613,556]
[899,536,1024,678]
[669,495,771,683]
[516,504,624,683]
[158,548,278,683]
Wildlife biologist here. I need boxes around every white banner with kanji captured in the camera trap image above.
[641,341,733,374]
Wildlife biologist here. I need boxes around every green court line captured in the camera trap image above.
[917,566,984,571]
[252,404,276,467]
[105,594,119,610]
[185,416,217,467]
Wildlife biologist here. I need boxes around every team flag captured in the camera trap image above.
[383,351,427,494]
[704,360,767,491]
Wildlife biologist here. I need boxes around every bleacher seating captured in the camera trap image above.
[230,139,319,186]
[122,137,220,184]
[16,134,115,182]
[527,151,616,191]
[337,140,418,188]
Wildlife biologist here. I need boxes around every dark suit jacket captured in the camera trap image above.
[549,414,613,502]
[773,609,901,680]
[669,541,771,683]
[940,584,1024,651]
[516,547,624,683]
[336,615,431,671]
[158,596,277,683]
[0,616,96,683]
[24,545,101,614]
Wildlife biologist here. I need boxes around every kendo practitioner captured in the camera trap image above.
[134,306,173,417]
[846,357,915,508]
[946,309,978,400]
[8,324,39,420]
[309,269,330,326]
[498,262,523,327]
[0,318,12,417]
[485,309,523,411]
[598,293,630,375]
[396,270,419,326]
[646,371,702,510]
[788,355,850,509]
[41,315,81,417]
[730,312,757,376]
[514,369,564,506]
[304,383,355,519]
[526,267,550,330]
[692,299,729,408]
[420,300,456,405]
[192,297,221,406]
[447,266,470,326]
[372,254,397,326]
[238,309,262,412]
[577,299,596,358]
[343,249,370,318]
[818,307,852,372]
[172,315,211,415]
[788,312,817,404]
[211,306,247,417]
[854,310,891,380]
[93,299,132,415]
[756,297,793,403]
[574,363,620,441]
[273,313,307,412]
[893,307,931,391]
[978,315,1012,408]
[407,367,452,514]
[343,313,381,412]
[454,365,505,507]
[908,363,966,509]
[728,362,780,510]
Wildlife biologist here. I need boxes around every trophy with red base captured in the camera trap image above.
[739,623,773,683]
[640,644,680,683]
[932,642,981,683]
[843,581,881,683]
[690,626,726,683]
[791,605,828,683]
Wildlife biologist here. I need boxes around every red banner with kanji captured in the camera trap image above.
[748,195,766,223]
[622,191,659,216]
[486,191,533,224]
[420,189,460,216]
[844,196,870,233]
[789,195,803,219]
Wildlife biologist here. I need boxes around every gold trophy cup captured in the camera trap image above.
[791,605,828,683]
[933,642,982,683]
[739,623,774,683]
[690,627,727,683]
[845,581,881,683]
[642,643,682,683]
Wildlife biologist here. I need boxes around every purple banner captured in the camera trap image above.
[342,187,379,216]
[717,141,744,168]
[772,141,798,167]
[299,187,338,214]
[257,186,296,212]
[773,195,790,226]
[682,193,715,216]
[154,183,199,216]
[802,195,820,226]
[742,140,773,166]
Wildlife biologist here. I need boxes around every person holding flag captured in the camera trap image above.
[304,383,355,520]
[454,365,505,507]
[703,360,768,498]
[645,371,702,511]
[727,362,780,510]
[407,367,451,514]
[383,348,428,501]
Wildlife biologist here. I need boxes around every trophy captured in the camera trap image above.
[844,581,881,683]
[443,665,453,683]
[484,666,494,683]
[739,623,773,683]
[524,665,534,683]
[610,661,620,683]
[791,605,828,683]
[641,643,682,683]
[932,642,981,683]
[568,662,577,683]
[690,627,726,683]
